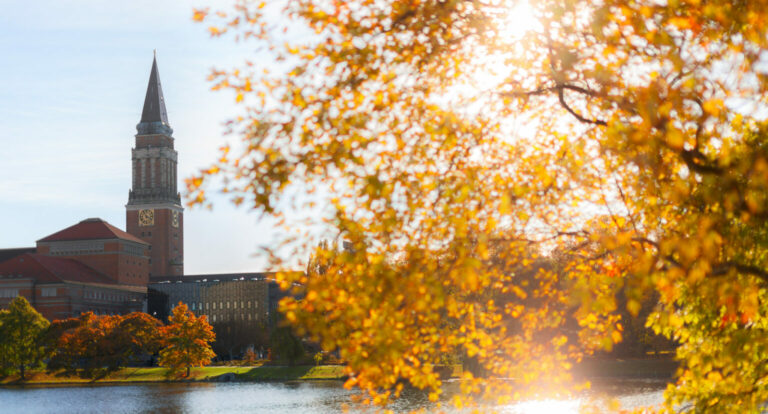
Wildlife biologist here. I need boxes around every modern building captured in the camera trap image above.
[147,273,287,325]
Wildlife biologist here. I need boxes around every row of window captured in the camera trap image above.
[187,300,258,311]
[204,313,259,323]
[0,289,19,298]
[124,244,144,256]
[49,241,104,256]
[84,290,132,303]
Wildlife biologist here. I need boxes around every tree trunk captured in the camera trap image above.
[186,366,190,377]
[19,364,25,381]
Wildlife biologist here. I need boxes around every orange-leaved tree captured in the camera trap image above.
[159,302,216,377]
[189,0,768,411]
[46,312,163,378]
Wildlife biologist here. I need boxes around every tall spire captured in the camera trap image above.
[137,54,172,135]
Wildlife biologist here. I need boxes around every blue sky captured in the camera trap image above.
[0,0,297,273]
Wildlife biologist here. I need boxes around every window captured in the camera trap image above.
[212,315,217,322]
[247,301,251,308]
[212,302,216,310]
[233,301,237,309]
[227,301,230,309]
[191,303,196,310]
[199,302,203,310]
[41,287,56,297]
[241,301,245,309]
[0,289,19,298]
[220,302,223,309]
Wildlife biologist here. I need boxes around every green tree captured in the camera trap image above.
[212,317,268,361]
[189,0,768,411]
[159,302,216,377]
[0,297,49,380]
[269,323,305,366]
[0,309,10,376]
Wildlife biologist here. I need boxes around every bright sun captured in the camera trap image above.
[498,0,540,40]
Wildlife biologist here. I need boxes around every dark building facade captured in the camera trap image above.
[147,273,289,326]
[126,56,184,277]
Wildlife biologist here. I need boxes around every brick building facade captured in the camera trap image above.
[0,219,148,320]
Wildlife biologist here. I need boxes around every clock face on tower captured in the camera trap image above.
[171,211,179,228]
[138,209,155,227]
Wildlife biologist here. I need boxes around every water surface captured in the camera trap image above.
[0,379,666,413]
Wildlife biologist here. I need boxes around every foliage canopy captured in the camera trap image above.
[191,0,768,411]
[46,312,163,378]
[159,302,216,377]
[0,296,49,380]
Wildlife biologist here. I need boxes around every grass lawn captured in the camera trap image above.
[235,365,346,381]
[575,357,678,379]
[0,365,347,385]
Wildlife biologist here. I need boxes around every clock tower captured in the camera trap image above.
[126,55,183,276]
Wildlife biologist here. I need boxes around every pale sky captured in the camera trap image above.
[0,0,302,274]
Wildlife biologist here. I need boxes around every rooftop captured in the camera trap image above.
[37,218,148,245]
[0,253,117,285]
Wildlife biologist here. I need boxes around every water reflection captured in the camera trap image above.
[0,379,666,413]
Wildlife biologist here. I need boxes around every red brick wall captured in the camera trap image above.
[36,241,149,286]
[126,208,182,277]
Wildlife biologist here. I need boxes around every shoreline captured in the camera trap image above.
[0,357,677,387]
[0,365,349,387]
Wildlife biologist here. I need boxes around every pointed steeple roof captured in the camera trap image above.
[136,53,173,136]
[141,54,168,123]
